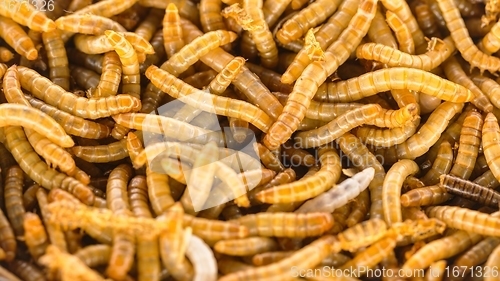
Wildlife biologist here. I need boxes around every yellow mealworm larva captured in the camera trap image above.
[146,65,273,133]
[262,0,377,150]
[382,159,419,226]
[214,237,278,256]
[219,235,338,281]
[281,0,360,84]
[39,245,106,281]
[185,233,218,281]
[36,189,68,252]
[254,143,285,172]
[336,218,388,252]
[380,0,426,49]
[158,204,195,281]
[42,29,70,90]
[367,6,398,50]
[482,113,500,183]
[104,30,141,99]
[71,139,128,163]
[0,1,55,32]
[437,0,500,74]
[426,207,500,236]
[4,166,25,237]
[315,67,475,103]
[208,56,246,95]
[400,185,452,207]
[25,95,111,139]
[18,66,141,119]
[162,30,237,77]
[421,141,454,185]
[23,212,48,261]
[55,14,126,35]
[296,167,374,214]
[182,141,218,213]
[386,10,415,54]
[294,104,382,148]
[448,110,483,180]
[276,0,342,45]
[233,212,334,237]
[355,37,455,71]
[256,146,341,204]
[200,0,227,32]
[93,51,122,98]
[0,16,37,60]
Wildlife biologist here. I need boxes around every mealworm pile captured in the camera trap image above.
[2,0,500,280]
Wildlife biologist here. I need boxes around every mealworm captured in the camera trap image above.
[200,0,226,33]
[0,46,13,62]
[254,143,285,172]
[421,141,453,185]
[209,56,246,95]
[356,37,454,71]
[158,204,195,281]
[386,10,415,54]
[74,244,111,269]
[36,189,68,252]
[182,141,218,213]
[0,1,55,32]
[185,233,218,281]
[336,218,388,252]
[127,175,160,281]
[276,0,342,45]
[426,206,500,236]
[337,133,386,220]
[91,51,122,98]
[55,14,126,35]
[145,65,273,133]
[104,30,141,99]
[296,167,374,213]
[256,147,341,203]
[180,18,283,122]
[3,65,78,175]
[23,184,40,211]
[71,139,128,163]
[315,67,475,103]
[215,237,278,256]
[367,6,398,50]
[252,251,293,266]
[400,185,452,207]
[162,30,237,77]
[0,203,15,262]
[23,212,48,261]
[4,166,25,237]
[383,159,420,226]
[442,56,493,113]
[8,260,45,281]
[0,16,37,60]
[233,212,333,237]
[4,126,94,205]
[380,0,426,49]
[441,174,500,207]
[392,101,464,159]
[471,75,500,114]
[39,245,106,281]
[448,110,483,179]
[452,237,500,281]
[370,102,419,128]
[146,167,175,216]
[356,117,421,147]
[339,236,398,276]
[281,0,359,84]
[263,0,377,150]
[25,96,111,139]
[18,66,141,119]
[403,229,483,272]
[294,104,382,148]
[42,29,70,91]
[71,65,100,92]
[219,235,338,281]
[483,113,500,183]
[437,0,500,74]
[480,20,500,55]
